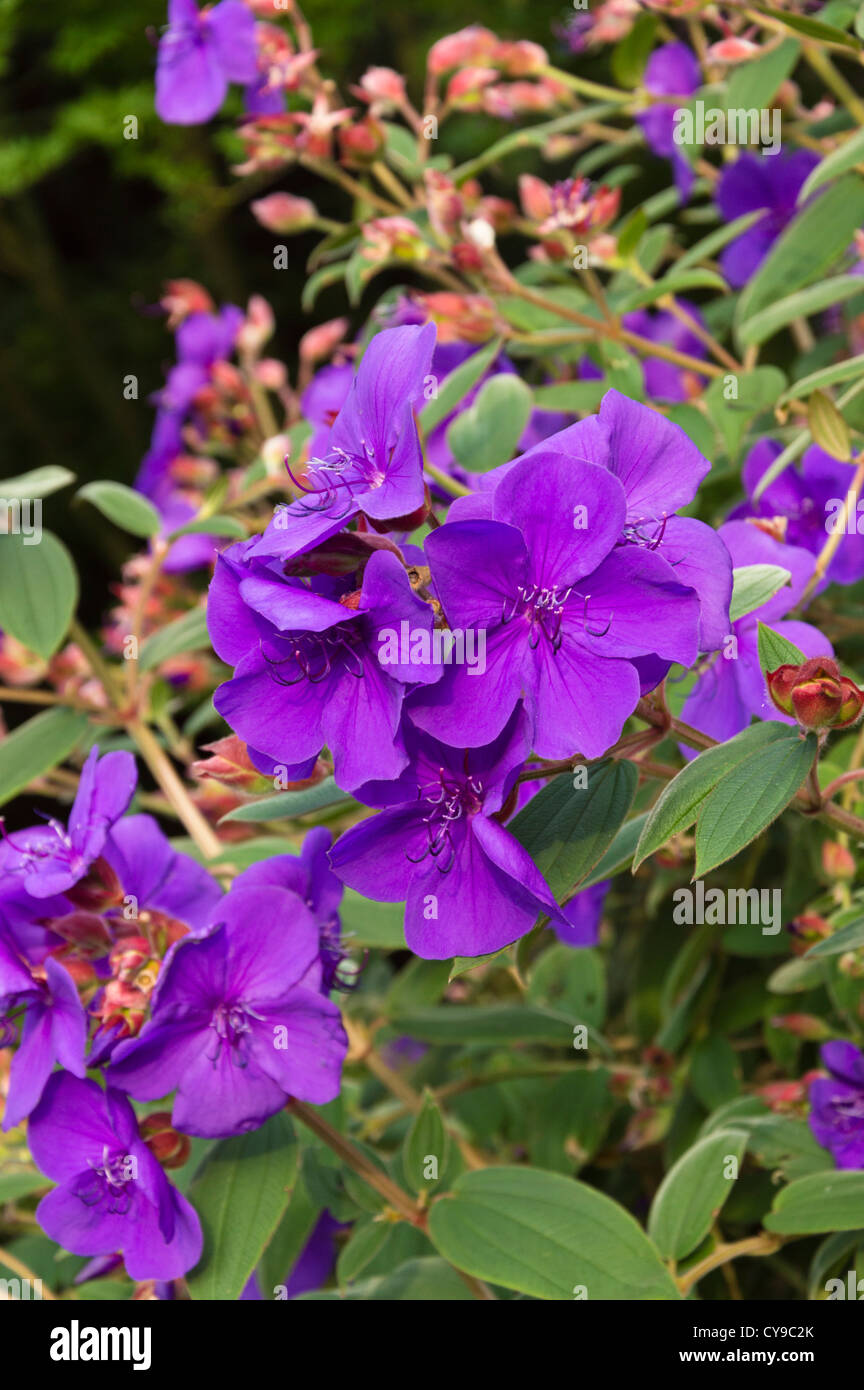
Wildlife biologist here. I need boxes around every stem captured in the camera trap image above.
[127,718,222,859]
[804,47,864,127]
[507,283,722,381]
[821,767,864,804]
[299,156,400,216]
[424,460,472,498]
[288,1099,425,1224]
[676,1233,783,1295]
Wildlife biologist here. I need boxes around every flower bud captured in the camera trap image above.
[338,117,386,167]
[192,735,274,794]
[299,316,349,365]
[65,857,124,912]
[138,1112,191,1170]
[766,657,864,731]
[354,67,406,106]
[822,841,856,880]
[770,1013,831,1040]
[43,910,114,957]
[250,192,318,234]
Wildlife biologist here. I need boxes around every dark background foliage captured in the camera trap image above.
[1,0,567,501]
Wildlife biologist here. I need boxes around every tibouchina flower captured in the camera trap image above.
[233,828,346,991]
[329,711,569,959]
[155,0,258,126]
[251,323,436,563]
[209,543,441,790]
[28,1073,202,1280]
[731,439,864,586]
[716,150,820,288]
[0,747,136,900]
[637,43,701,202]
[680,520,832,748]
[808,1042,864,1169]
[0,953,86,1129]
[107,885,348,1137]
[555,881,611,949]
[447,390,732,657]
[409,441,701,758]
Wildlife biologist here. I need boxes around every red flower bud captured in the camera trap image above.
[766,658,864,731]
[65,857,124,912]
[138,1112,191,1170]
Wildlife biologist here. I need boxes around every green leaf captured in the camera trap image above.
[339,889,405,949]
[219,776,350,823]
[187,1112,299,1301]
[138,608,210,671]
[77,481,161,538]
[402,1092,449,1194]
[765,1170,864,1234]
[757,620,806,674]
[689,1036,741,1112]
[167,515,247,540]
[0,530,78,659]
[726,37,800,110]
[427,1166,680,1300]
[0,707,90,809]
[527,945,606,1029]
[694,729,817,877]
[778,350,864,404]
[0,1170,51,1203]
[617,269,726,313]
[648,1129,748,1260]
[738,276,864,348]
[337,1219,391,1287]
[611,11,657,87]
[510,760,638,903]
[805,915,864,958]
[739,1114,832,1181]
[302,1255,475,1301]
[729,563,792,623]
[676,211,763,273]
[582,811,649,885]
[0,465,76,500]
[617,207,648,261]
[738,176,864,324]
[704,366,787,457]
[446,374,533,472]
[762,5,860,45]
[634,723,793,869]
[258,1177,321,1294]
[419,337,502,432]
[531,380,606,414]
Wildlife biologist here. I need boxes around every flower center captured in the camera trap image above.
[74,1146,135,1215]
[263,625,364,685]
[408,769,484,874]
[284,440,386,517]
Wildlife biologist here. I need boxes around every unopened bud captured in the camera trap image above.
[138,1112,191,1170]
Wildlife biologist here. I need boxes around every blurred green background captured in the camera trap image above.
[0,0,568,523]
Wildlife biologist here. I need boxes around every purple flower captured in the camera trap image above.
[716,150,820,288]
[300,362,355,464]
[0,953,86,1129]
[28,1072,202,1279]
[101,813,224,936]
[555,881,610,949]
[408,430,701,759]
[731,439,864,586]
[106,885,348,1137]
[809,1042,864,1169]
[232,828,346,991]
[447,391,732,660]
[0,747,136,900]
[241,1210,342,1299]
[621,302,708,403]
[209,542,441,790]
[155,0,258,126]
[680,520,832,747]
[329,710,569,959]
[251,323,436,564]
[638,43,701,202]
